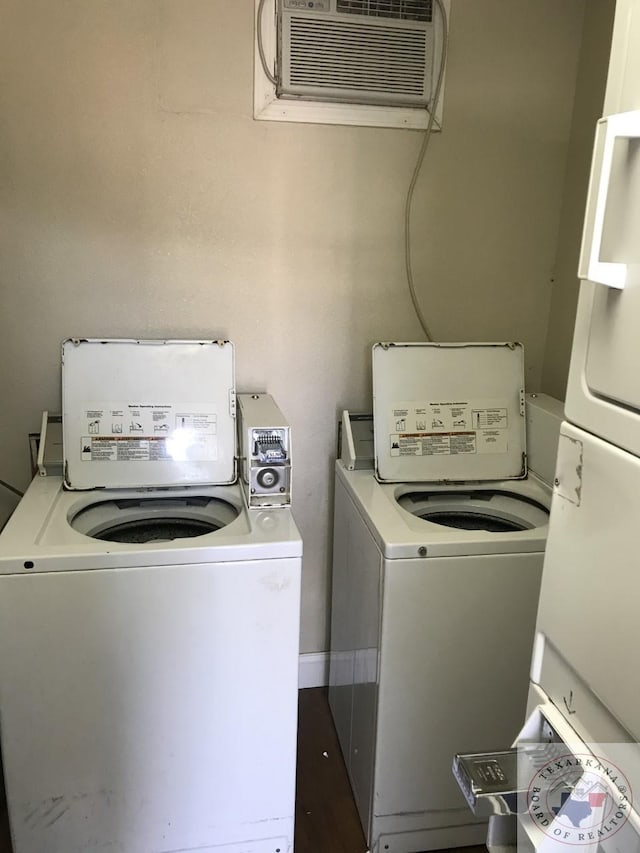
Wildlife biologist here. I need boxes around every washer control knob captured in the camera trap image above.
[257,468,279,489]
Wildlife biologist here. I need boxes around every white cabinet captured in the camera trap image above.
[566,0,640,454]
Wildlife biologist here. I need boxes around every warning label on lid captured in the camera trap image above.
[79,402,219,462]
[389,399,509,458]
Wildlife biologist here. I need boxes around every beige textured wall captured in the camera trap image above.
[0,1,586,651]
[541,0,616,400]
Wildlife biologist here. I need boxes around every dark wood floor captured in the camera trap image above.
[295,687,369,852]
[0,688,486,853]
[295,688,486,853]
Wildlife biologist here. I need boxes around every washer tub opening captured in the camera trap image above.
[70,496,239,543]
[396,490,549,533]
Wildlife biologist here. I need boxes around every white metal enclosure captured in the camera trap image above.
[0,550,301,853]
[329,462,552,853]
[0,338,303,853]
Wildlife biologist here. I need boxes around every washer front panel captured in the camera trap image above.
[372,342,526,483]
[0,556,301,853]
[62,339,236,490]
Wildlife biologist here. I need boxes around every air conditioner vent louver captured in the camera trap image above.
[336,0,433,23]
[277,0,441,110]
[286,17,430,99]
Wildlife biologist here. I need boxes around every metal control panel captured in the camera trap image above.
[237,393,291,508]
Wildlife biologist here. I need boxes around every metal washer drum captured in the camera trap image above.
[395,487,549,533]
[69,494,241,543]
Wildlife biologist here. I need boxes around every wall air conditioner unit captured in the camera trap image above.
[277,0,441,109]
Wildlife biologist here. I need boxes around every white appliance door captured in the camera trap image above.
[534,422,640,743]
[566,0,640,454]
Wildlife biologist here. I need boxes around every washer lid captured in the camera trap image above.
[62,339,236,490]
[372,342,527,483]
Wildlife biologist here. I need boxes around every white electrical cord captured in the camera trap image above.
[257,0,277,85]
[259,0,446,339]
[404,0,449,341]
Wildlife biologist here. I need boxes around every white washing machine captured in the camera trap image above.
[0,339,302,853]
[328,342,563,853]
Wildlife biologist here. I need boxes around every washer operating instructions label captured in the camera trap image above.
[80,402,219,462]
[389,399,509,458]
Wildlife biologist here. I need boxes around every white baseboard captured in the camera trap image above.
[298,652,329,689]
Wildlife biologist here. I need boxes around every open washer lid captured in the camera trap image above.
[372,342,527,483]
[62,339,236,490]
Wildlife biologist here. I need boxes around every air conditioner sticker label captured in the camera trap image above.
[80,402,218,462]
[389,400,509,457]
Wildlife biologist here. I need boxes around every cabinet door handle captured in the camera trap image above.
[578,109,640,289]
